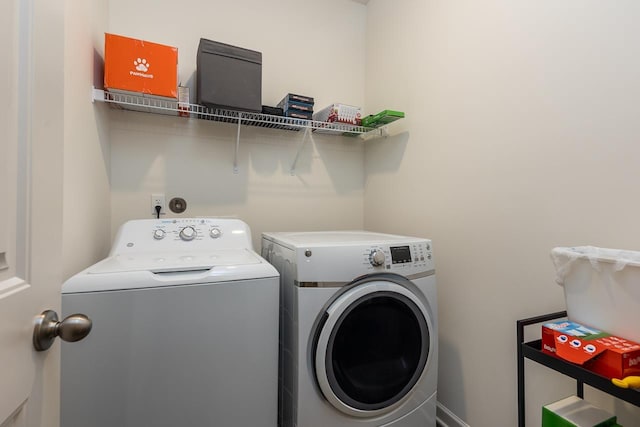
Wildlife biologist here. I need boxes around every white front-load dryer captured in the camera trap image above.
[261,231,437,427]
[61,218,279,427]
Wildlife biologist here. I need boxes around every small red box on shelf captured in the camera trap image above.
[542,320,640,379]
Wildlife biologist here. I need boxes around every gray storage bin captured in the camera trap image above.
[196,38,262,112]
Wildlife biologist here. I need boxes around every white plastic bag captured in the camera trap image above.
[551,246,640,343]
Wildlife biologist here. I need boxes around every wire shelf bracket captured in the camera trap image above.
[290,127,312,175]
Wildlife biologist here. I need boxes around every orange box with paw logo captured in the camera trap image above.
[104,33,178,99]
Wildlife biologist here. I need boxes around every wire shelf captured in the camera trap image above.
[92,89,387,137]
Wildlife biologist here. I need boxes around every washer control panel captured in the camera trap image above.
[111,218,251,254]
[154,219,224,242]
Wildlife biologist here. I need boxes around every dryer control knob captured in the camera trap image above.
[210,228,222,239]
[153,229,166,240]
[179,226,197,241]
[369,249,385,267]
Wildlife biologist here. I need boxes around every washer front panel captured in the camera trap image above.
[61,277,279,427]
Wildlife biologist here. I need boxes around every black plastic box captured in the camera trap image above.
[196,38,262,112]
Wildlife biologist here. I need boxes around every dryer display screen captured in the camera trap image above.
[390,246,412,264]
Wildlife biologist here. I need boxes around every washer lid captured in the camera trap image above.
[87,248,262,274]
[62,248,279,293]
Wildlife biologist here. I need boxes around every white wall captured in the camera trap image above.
[88,0,640,424]
[107,0,368,246]
[62,0,111,280]
[364,1,640,425]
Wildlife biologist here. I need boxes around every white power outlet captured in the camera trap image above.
[151,193,166,217]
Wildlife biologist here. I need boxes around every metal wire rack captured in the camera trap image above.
[91,88,396,173]
[91,89,386,136]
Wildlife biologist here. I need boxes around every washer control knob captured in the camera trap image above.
[153,229,166,240]
[210,228,222,239]
[369,249,385,267]
[179,226,197,241]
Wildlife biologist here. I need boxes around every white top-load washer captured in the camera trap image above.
[61,218,279,427]
[261,231,437,427]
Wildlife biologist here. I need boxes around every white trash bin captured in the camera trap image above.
[551,246,640,344]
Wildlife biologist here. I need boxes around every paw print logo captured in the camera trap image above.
[134,58,150,72]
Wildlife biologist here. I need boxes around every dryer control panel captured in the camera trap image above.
[293,241,434,282]
[262,231,435,283]
[268,240,431,283]
[363,241,432,273]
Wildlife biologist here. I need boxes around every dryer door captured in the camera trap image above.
[314,274,433,418]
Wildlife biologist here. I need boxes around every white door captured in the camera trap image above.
[0,0,35,424]
[1,0,67,426]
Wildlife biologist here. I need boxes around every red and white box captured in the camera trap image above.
[542,320,640,379]
[104,33,178,99]
[313,103,362,125]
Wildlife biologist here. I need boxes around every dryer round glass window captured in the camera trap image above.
[313,277,432,417]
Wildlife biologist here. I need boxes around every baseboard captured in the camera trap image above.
[436,401,470,427]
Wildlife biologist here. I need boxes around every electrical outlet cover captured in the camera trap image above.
[151,193,166,216]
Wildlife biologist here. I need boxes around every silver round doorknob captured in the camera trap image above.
[33,310,92,352]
